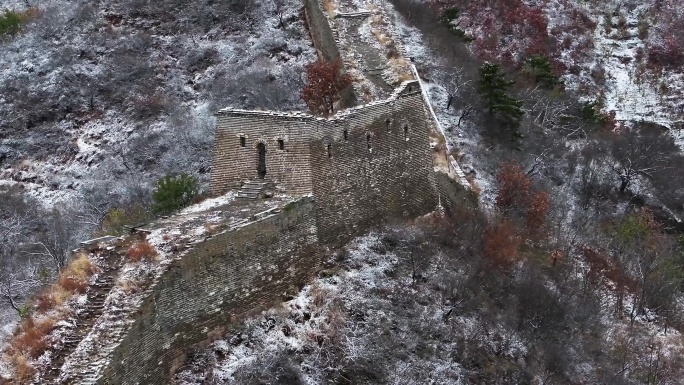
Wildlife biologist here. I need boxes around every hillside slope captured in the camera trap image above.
[0,0,314,207]
[175,217,684,385]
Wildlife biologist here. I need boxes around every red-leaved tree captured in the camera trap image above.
[301,59,353,116]
[483,220,522,270]
[495,162,549,233]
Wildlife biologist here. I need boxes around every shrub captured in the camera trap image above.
[17,305,31,319]
[99,204,151,236]
[57,253,97,294]
[8,353,35,384]
[483,220,522,270]
[127,241,157,262]
[525,191,550,233]
[9,316,56,359]
[152,174,199,215]
[58,275,88,294]
[0,10,22,36]
[300,59,353,116]
[35,286,71,311]
[495,162,550,233]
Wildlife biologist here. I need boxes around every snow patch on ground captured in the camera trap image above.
[178,192,236,215]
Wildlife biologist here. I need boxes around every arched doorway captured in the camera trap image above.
[256,142,267,179]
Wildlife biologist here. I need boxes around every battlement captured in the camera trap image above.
[210,80,425,197]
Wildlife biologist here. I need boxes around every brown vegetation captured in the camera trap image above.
[495,162,550,233]
[127,241,158,262]
[58,253,97,294]
[300,59,353,116]
[6,316,56,360]
[483,220,521,270]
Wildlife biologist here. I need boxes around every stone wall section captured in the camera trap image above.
[435,171,474,215]
[303,0,341,63]
[209,112,318,196]
[209,81,434,203]
[98,198,321,384]
[302,0,357,107]
[309,86,438,245]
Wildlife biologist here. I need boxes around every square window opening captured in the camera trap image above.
[278,139,285,150]
[240,136,246,147]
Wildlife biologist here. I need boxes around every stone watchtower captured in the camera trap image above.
[208,81,438,246]
[209,109,320,197]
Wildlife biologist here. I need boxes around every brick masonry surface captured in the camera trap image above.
[98,198,322,384]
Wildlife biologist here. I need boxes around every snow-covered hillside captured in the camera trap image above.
[0,0,315,208]
[175,223,684,385]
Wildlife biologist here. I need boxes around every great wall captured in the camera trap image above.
[1,0,471,383]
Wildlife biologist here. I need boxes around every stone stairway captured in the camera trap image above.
[42,250,122,384]
[237,180,269,200]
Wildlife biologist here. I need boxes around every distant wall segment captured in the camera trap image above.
[302,0,356,107]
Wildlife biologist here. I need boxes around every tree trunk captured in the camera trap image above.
[619,177,629,193]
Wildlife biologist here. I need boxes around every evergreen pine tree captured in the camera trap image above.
[525,55,560,89]
[477,63,524,128]
[152,174,199,215]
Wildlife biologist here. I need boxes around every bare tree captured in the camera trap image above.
[0,192,41,312]
[440,67,472,111]
[31,207,82,272]
[593,124,681,194]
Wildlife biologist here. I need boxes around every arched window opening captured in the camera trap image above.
[366,133,372,151]
[403,124,409,140]
[343,128,348,141]
[327,144,332,158]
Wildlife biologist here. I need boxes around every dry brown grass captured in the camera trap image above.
[58,253,97,294]
[397,72,413,82]
[6,353,35,384]
[3,254,98,380]
[374,31,391,46]
[127,241,158,262]
[35,286,72,311]
[7,316,57,359]
[309,283,326,308]
[323,0,335,16]
[118,278,141,294]
[4,315,60,383]
[20,7,43,22]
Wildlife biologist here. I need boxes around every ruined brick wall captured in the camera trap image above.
[302,0,356,107]
[303,0,340,63]
[98,198,321,384]
[209,111,319,196]
[434,171,476,216]
[310,81,438,245]
[98,82,441,384]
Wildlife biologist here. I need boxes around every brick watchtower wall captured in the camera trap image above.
[309,82,438,245]
[209,111,320,196]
